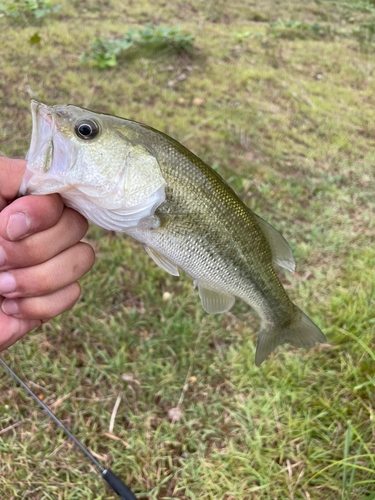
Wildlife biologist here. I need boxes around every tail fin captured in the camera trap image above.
[255,306,327,366]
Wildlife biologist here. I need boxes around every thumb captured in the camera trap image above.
[0,158,27,210]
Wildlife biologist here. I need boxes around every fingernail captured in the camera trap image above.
[0,247,5,267]
[7,212,31,241]
[0,272,16,293]
[1,299,19,315]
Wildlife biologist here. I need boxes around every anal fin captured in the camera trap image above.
[198,284,235,314]
[145,246,179,276]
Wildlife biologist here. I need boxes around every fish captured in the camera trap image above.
[20,100,326,366]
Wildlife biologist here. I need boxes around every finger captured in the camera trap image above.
[0,242,95,299]
[0,298,41,352]
[0,208,89,271]
[1,282,81,320]
[0,193,64,241]
[0,158,26,211]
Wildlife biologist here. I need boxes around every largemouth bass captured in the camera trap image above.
[20,100,326,366]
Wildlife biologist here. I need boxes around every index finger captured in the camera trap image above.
[0,158,27,211]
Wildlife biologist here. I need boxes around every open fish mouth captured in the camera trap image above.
[20,100,78,196]
[28,100,55,170]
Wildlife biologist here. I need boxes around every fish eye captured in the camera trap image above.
[75,119,100,140]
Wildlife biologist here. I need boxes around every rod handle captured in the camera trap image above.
[102,469,138,500]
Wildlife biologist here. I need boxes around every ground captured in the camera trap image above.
[0,0,374,498]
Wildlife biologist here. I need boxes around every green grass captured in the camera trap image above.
[0,0,375,498]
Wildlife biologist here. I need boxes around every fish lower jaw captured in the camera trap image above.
[55,185,76,194]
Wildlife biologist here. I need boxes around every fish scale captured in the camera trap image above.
[126,129,291,317]
[20,100,327,366]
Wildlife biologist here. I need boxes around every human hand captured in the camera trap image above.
[0,157,95,351]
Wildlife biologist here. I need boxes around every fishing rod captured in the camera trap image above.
[0,357,137,500]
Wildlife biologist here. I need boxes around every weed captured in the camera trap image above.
[352,20,375,51]
[136,24,194,49]
[29,31,40,43]
[233,30,264,40]
[249,11,270,22]
[341,0,375,51]
[269,19,336,40]
[81,36,134,69]
[82,24,195,69]
[0,0,60,19]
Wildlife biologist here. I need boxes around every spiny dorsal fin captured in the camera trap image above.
[197,283,235,314]
[145,246,179,276]
[254,214,295,272]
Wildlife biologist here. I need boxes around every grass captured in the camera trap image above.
[0,0,375,498]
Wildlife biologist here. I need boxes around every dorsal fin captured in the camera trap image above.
[197,283,235,314]
[145,246,179,276]
[254,214,295,272]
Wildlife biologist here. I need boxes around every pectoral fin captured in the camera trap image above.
[145,246,179,276]
[254,214,295,272]
[197,284,235,314]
